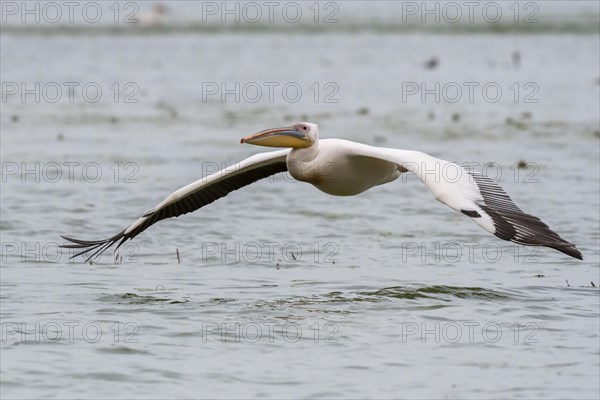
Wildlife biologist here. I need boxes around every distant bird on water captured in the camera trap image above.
[133,3,169,26]
[61,123,583,261]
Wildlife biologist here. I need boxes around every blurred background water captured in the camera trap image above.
[1,1,599,399]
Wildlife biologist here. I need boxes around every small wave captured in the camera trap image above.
[97,292,189,305]
[97,345,152,355]
[360,285,513,301]
[252,285,514,313]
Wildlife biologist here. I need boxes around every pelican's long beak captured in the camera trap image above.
[241,126,310,148]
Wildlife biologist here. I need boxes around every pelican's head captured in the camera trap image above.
[241,122,318,148]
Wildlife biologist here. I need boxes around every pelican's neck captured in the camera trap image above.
[286,139,319,182]
[289,139,319,162]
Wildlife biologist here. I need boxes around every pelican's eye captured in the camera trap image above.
[302,126,308,130]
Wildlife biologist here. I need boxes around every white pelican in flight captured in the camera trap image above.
[61,122,582,261]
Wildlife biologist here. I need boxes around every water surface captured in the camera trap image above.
[1,2,599,399]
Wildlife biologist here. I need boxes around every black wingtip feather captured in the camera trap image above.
[550,244,583,260]
[60,230,126,262]
[471,172,583,260]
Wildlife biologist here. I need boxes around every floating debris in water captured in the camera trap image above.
[451,112,461,122]
[427,111,435,121]
[512,50,521,69]
[57,133,64,141]
[156,101,178,119]
[109,116,119,124]
[176,248,181,264]
[373,135,386,144]
[521,111,532,119]
[592,282,596,288]
[517,160,528,169]
[565,279,571,287]
[357,107,369,115]
[534,274,545,277]
[506,117,528,130]
[11,114,19,122]
[224,111,237,121]
[424,56,439,70]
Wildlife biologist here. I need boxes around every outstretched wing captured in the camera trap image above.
[61,149,290,262]
[349,143,582,260]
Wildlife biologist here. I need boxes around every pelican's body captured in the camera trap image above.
[62,123,583,261]
[288,139,401,196]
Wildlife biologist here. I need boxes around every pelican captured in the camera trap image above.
[61,122,583,261]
